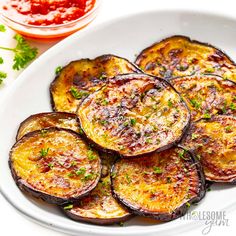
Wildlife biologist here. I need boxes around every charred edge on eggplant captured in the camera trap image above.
[50,54,142,113]
[9,127,102,205]
[135,35,236,81]
[110,146,206,221]
[16,112,79,141]
[77,73,191,157]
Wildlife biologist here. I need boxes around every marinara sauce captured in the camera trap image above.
[2,0,96,26]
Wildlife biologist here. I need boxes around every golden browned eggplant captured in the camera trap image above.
[9,128,101,205]
[170,75,236,121]
[16,112,79,140]
[62,153,132,225]
[181,115,236,183]
[77,73,190,157]
[50,55,141,113]
[135,35,236,81]
[111,147,205,221]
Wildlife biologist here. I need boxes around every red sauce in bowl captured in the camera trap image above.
[2,0,96,26]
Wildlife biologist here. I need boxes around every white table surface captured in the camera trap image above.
[0,0,236,235]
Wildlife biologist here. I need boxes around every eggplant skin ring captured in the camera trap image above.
[170,75,236,122]
[135,35,236,82]
[181,115,236,183]
[50,54,141,113]
[111,147,206,221]
[9,128,101,205]
[77,73,190,157]
[16,112,79,141]
[62,153,132,225]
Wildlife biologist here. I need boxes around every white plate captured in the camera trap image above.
[1,10,236,236]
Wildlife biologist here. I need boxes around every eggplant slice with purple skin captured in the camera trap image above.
[135,35,236,81]
[77,73,190,157]
[111,146,206,221]
[9,128,101,205]
[169,75,236,122]
[181,115,236,183]
[50,54,141,113]
[62,153,132,225]
[16,112,80,141]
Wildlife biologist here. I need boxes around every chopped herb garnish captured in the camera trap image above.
[178,150,189,160]
[177,64,188,71]
[100,120,108,125]
[221,103,227,114]
[67,172,74,177]
[48,163,54,169]
[196,154,201,160]
[225,126,232,132]
[83,173,94,181]
[111,172,116,178]
[152,104,157,110]
[40,129,48,137]
[40,148,49,157]
[186,202,191,208]
[0,24,6,32]
[101,99,109,106]
[0,34,38,70]
[191,133,199,140]
[189,99,201,109]
[123,121,129,127]
[205,67,215,73]
[63,204,73,210]
[145,138,152,144]
[203,112,211,119]
[206,149,212,154]
[76,167,86,175]
[118,145,124,150]
[130,118,136,126]
[119,222,124,227]
[78,127,84,135]
[233,96,236,101]
[168,99,173,108]
[70,86,89,99]
[229,103,236,111]
[87,149,97,160]
[0,57,4,64]
[207,187,211,192]
[99,74,107,80]
[70,161,77,167]
[55,66,62,74]
[153,166,163,174]
[0,71,7,85]
[125,174,131,184]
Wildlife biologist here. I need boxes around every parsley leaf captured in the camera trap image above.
[70,86,89,99]
[153,166,163,174]
[40,148,49,157]
[0,57,4,64]
[0,25,6,32]
[0,71,7,85]
[0,34,38,70]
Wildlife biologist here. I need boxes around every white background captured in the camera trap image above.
[0,0,236,235]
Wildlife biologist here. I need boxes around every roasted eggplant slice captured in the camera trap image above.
[16,112,79,140]
[181,115,236,183]
[170,75,236,122]
[9,128,101,205]
[111,147,205,221]
[135,35,236,81]
[62,153,132,225]
[77,73,190,157]
[50,54,141,113]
